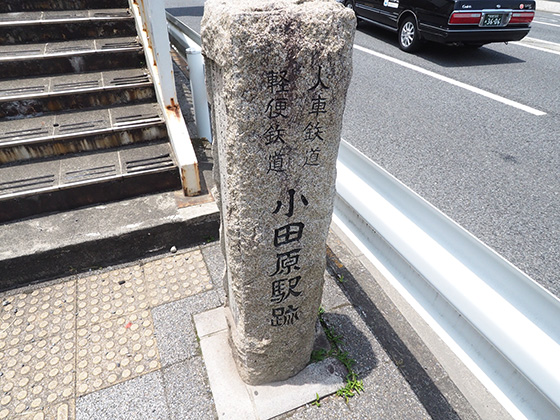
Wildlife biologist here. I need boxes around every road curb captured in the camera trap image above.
[0,193,219,291]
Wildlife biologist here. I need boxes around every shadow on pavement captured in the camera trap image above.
[357,21,525,67]
[322,311,378,377]
[326,249,463,420]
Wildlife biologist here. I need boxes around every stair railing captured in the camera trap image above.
[130,0,201,196]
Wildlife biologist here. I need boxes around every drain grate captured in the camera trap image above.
[0,85,46,97]
[58,119,105,134]
[49,13,75,19]
[114,113,161,127]
[63,164,117,183]
[101,40,140,50]
[0,126,49,142]
[2,48,42,57]
[109,74,150,86]
[0,15,36,22]
[93,11,131,18]
[0,174,55,194]
[51,44,91,53]
[125,154,174,173]
[53,80,100,91]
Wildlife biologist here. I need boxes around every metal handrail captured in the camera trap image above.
[165,16,560,420]
[130,0,201,196]
[166,12,201,47]
[166,12,212,143]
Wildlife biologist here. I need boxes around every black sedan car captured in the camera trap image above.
[343,0,536,52]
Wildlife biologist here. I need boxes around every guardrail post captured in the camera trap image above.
[186,47,212,143]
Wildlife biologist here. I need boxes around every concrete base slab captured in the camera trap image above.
[194,307,345,420]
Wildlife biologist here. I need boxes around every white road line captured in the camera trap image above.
[533,20,560,28]
[523,36,560,46]
[513,36,560,56]
[354,44,547,116]
[518,36,560,53]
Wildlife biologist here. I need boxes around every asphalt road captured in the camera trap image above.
[342,12,560,298]
[166,1,560,298]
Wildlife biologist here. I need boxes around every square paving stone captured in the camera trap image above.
[324,306,433,420]
[0,280,75,351]
[142,250,213,307]
[200,243,227,304]
[162,358,216,420]
[76,265,146,327]
[75,311,160,396]
[13,399,75,420]
[320,269,350,312]
[76,371,169,420]
[0,330,75,420]
[151,290,221,367]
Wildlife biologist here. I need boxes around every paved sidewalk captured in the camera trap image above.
[0,32,508,420]
[1,248,215,420]
[1,227,489,420]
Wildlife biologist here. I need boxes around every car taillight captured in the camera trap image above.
[509,11,535,24]
[449,12,482,25]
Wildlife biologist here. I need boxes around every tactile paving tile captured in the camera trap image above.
[12,398,75,420]
[0,331,75,420]
[0,282,76,351]
[75,311,160,396]
[76,265,146,326]
[0,248,213,419]
[142,250,213,307]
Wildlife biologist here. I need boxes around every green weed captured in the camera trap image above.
[312,308,364,404]
[311,393,321,407]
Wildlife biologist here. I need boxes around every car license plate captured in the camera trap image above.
[481,14,503,26]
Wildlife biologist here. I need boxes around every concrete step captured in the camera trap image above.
[0,36,144,79]
[0,0,195,230]
[0,69,155,119]
[0,141,182,223]
[0,194,218,292]
[0,0,130,13]
[0,9,136,44]
[0,102,168,164]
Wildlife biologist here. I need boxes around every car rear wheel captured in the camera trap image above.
[343,0,362,25]
[343,0,355,11]
[398,16,421,53]
[344,0,360,23]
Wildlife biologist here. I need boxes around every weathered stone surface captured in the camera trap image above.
[202,0,355,385]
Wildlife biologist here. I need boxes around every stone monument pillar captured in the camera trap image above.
[201,0,355,385]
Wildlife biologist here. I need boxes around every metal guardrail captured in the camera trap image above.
[166,12,212,143]
[334,141,560,420]
[165,16,560,420]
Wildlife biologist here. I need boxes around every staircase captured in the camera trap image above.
[0,0,187,223]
